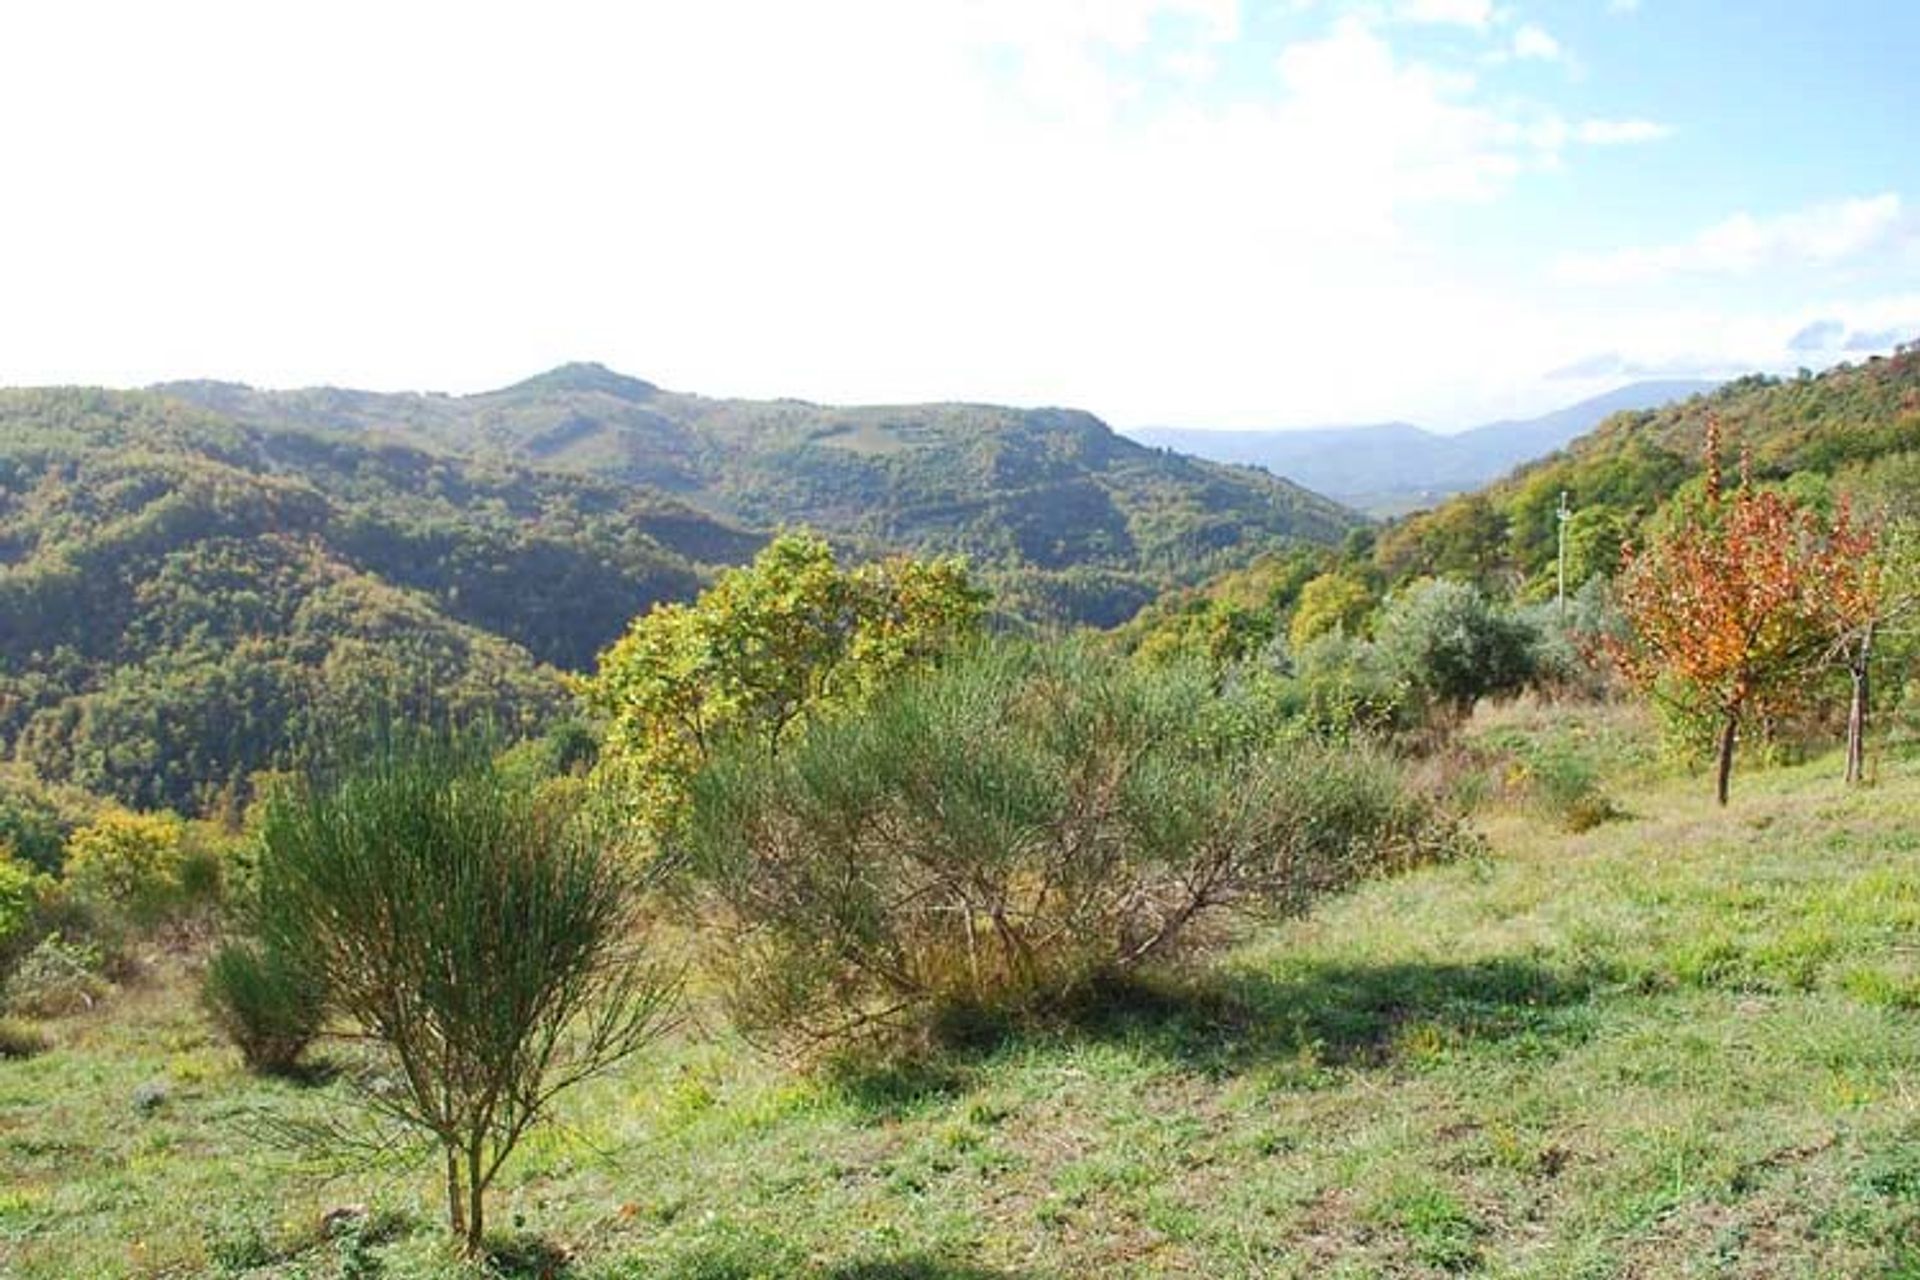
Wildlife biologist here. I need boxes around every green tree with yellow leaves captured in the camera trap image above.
[581,533,987,836]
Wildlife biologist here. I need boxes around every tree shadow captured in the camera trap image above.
[825,953,1610,1106]
[644,1239,1026,1280]
[819,1055,974,1121]
[266,1056,343,1088]
[825,1258,1029,1279]
[486,1229,577,1278]
[1057,954,1610,1076]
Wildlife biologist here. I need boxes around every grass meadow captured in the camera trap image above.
[5,709,1919,1278]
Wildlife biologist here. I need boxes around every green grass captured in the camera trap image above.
[5,748,1920,1277]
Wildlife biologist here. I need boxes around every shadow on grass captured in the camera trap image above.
[826,954,1609,1112]
[487,1230,576,1278]
[640,1236,1026,1279]
[1064,954,1609,1074]
[266,1056,343,1088]
[822,1055,974,1120]
[825,1258,1028,1279]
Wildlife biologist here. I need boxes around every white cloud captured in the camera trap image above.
[0,0,1837,432]
[1539,294,1920,390]
[1511,23,1561,60]
[1163,48,1221,82]
[1250,22,1670,218]
[1393,0,1494,27]
[964,0,1241,49]
[1575,118,1672,144]
[1555,195,1910,285]
[963,0,1242,122]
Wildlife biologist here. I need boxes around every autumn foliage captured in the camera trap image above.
[1612,418,1879,804]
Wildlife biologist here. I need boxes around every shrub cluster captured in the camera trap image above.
[0,849,48,963]
[63,809,227,933]
[0,1016,50,1059]
[677,642,1469,1052]
[0,770,86,876]
[3,932,109,1018]
[1519,744,1623,833]
[202,941,327,1075]
[1,804,235,997]
[1275,629,1420,739]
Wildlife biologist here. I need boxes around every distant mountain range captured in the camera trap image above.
[1127,380,1720,514]
[159,364,1363,626]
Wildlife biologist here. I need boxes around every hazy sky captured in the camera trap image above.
[3,1,1916,429]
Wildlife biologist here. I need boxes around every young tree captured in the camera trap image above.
[582,532,987,835]
[1612,420,1854,804]
[1813,515,1915,784]
[247,735,676,1253]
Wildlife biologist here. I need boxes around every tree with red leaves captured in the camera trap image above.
[1612,417,1874,805]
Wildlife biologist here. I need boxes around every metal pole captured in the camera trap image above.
[1556,490,1570,622]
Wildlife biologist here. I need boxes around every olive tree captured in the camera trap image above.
[1375,578,1538,719]
[247,734,676,1252]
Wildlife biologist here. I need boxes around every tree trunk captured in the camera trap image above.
[1846,623,1873,785]
[466,1144,487,1255]
[1715,710,1739,807]
[445,1147,465,1241]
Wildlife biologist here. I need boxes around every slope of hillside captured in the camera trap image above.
[0,388,760,811]
[8,731,1920,1277]
[1131,380,1717,514]
[160,364,1364,626]
[1374,349,1920,591]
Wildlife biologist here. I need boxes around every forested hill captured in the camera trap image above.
[1117,348,1920,663]
[1,373,1359,813]
[159,363,1363,626]
[1373,347,1920,593]
[0,388,761,813]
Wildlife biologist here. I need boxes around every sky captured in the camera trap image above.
[1,1,1917,431]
